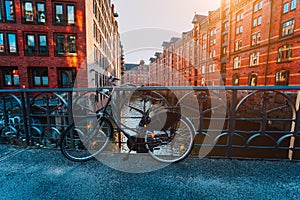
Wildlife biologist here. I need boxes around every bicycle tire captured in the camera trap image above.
[145,113,195,163]
[60,117,113,162]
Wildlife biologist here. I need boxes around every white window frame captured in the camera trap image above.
[257,16,262,25]
[234,57,241,69]
[253,18,257,27]
[250,52,260,67]
[236,27,239,35]
[284,2,290,13]
[282,19,295,36]
[291,0,296,10]
[259,0,263,9]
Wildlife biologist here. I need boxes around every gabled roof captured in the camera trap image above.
[154,52,162,57]
[192,14,207,24]
[170,37,180,43]
[162,41,170,47]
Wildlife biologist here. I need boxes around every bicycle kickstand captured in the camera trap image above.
[122,149,132,161]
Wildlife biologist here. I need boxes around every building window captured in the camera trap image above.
[23,1,33,22]
[38,34,48,55]
[232,74,239,86]
[54,3,75,25]
[0,0,15,22]
[284,2,290,13]
[222,47,227,55]
[254,3,259,12]
[236,26,243,35]
[236,12,243,21]
[250,52,260,67]
[201,65,205,74]
[37,2,46,23]
[25,34,35,54]
[278,44,292,62]
[252,32,261,46]
[254,0,263,12]
[58,68,76,88]
[282,19,295,36]
[253,18,257,27]
[235,40,242,51]
[30,67,48,86]
[2,67,19,86]
[22,1,46,24]
[253,16,262,27]
[248,73,258,86]
[67,5,75,24]
[236,26,243,34]
[259,0,263,9]
[25,33,48,55]
[0,33,4,53]
[7,34,16,53]
[68,35,76,53]
[233,57,241,69]
[275,70,289,86]
[0,32,17,54]
[257,16,262,25]
[209,64,215,73]
[55,34,76,56]
[291,0,296,10]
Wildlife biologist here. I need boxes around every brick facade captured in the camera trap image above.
[0,0,122,89]
[149,0,300,86]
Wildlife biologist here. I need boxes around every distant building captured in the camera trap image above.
[122,60,149,85]
[150,0,300,86]
[0,0,122,89]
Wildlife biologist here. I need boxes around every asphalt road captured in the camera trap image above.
[0,145,300,200]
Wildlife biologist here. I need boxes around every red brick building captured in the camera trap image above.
[150,0,300,86]
[0,0,122,89]
[226,0,299,86]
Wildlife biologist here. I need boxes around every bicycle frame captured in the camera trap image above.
[96,84,150,140]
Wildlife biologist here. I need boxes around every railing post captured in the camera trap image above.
[25,91,34,146]
[67,91,73,126]
[227,89,237,158]
[288,90,300,160]
[20,90,30,146]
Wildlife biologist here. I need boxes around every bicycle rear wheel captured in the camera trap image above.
[146,114,195,163]
[60,117,112,162]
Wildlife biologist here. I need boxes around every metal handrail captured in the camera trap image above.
[0,86,299,160]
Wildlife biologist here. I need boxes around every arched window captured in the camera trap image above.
[248,73,258,86]
[232,74,239,86]
[278,44,292,62]
[275,70,289,86]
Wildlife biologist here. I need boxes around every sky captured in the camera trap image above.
[111,0,220,64]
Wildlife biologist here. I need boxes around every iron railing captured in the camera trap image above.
[1,86,300,160]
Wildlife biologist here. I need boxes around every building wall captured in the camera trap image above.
[226,0,300,86]
[0,0,87,88]
[0,0,122,89]
[150,0,300,86]
[123,62,149,86]
[87,0,122,88]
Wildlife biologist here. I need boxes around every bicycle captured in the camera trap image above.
[60,76,196,163]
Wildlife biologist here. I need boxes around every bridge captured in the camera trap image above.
[1,86,300,160]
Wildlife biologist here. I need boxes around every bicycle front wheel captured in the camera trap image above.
[60,117,112,162]
[146,114,195,163]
